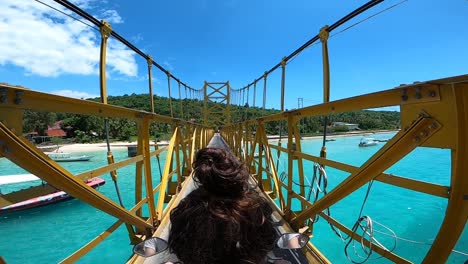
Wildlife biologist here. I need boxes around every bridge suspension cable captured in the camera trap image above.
[46,0,199,93]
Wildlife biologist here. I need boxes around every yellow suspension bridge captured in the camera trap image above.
[0,1,467,263]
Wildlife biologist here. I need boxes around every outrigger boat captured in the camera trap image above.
[0,175,105,214]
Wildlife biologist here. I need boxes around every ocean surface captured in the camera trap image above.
[0,133,466,263]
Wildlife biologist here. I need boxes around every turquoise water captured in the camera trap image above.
[0,134,466,263]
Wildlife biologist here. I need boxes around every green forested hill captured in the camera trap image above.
[23,93,400,142]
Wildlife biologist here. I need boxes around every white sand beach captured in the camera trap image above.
[51,130,397,153]
[54,141,170,153]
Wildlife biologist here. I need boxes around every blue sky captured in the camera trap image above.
[0,0,467,111]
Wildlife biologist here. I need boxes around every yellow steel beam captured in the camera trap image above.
[276,179,411,263]
[76,155,144,181]
[147,56,155,113]
[99,20,111,104]
[62,184,160,263]
[293,124,306,204]
[0,122,152,229]
[190,127,198,165]
[236,77,455,123]
[135,130,144,218]
[423,83,468,262]
[149,146,168,157]
[156,127,179,220]
[319,25,330,104]
[0,107,22,137]
[140,119,157,222]
[257,122,285,209]
[167,72,174,118]
[286,114,296,215]
[293,151,449,198]
[0,84,175,123]
[292,115,441,224]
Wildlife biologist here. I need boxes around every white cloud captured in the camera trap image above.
[162,57,176,72]
[0,0,137,77]
[53,89,99,99]
[131,33,144,44]
[99,10,123,24]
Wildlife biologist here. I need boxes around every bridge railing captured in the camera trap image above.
[0,84,213,262]
[221,74,468,263]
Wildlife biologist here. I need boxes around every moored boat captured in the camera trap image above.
[0,177,106,214]
[45,152,93,162]
[358,137,378,147]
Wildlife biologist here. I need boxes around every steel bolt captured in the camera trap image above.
[14,90,24,105]
[401,89,408,101]
[3,146,10,153]
[413,136,421,143]
[430,123,438,129]
[0,88,7,103]
[414,87,422,99]
[420,130,429,137]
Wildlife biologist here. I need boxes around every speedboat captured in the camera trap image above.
[358,137,378,147]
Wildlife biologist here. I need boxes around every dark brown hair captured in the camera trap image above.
[168,148,276,264]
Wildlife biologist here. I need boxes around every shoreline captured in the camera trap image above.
[48,130,398,153]
[50,141,170,153]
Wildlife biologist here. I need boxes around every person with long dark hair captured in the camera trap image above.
[168,147,276,264]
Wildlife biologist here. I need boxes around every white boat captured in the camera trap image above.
[358,137,378,147]
[45,152,93,162]
[36,145,60,152]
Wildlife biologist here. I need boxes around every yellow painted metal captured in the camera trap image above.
[292,116,441,224]
[140,119,157,223]
[135,131,144,218]
[0,107,22,137]
[190,127,198,165]
[75,155,144,181]
[248,78,447,123]
[293,124,306,207]
[175,125,183,184]
[203,81,231,128]
[0,84,176,123]
[422,83,468,263]
[319,25,330,104]
[292,151,449,198]
[0,122,152,229]
[263,72,268,116]
[147,55,155,113]
[156,127,179,220]
[280,57,286,112]
[62,185,159,263]
[286,114,295,216]
[149,146,168,157]
[255,123,285,208]
[167,72,174,118]
[99,20,111,105]
[178,81,183,119]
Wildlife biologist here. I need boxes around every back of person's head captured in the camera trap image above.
[168,147,276,264]
[192,147,248,198]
